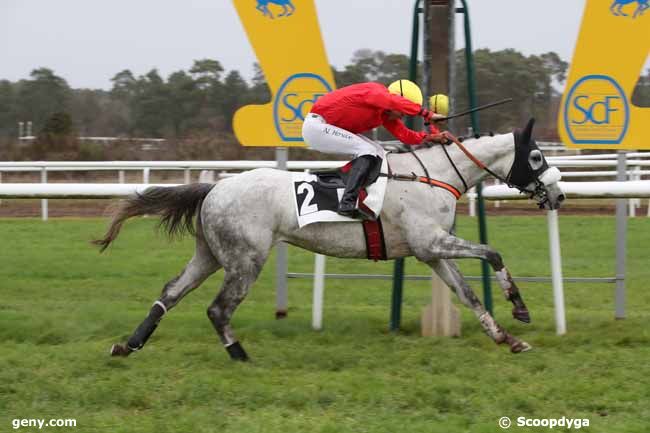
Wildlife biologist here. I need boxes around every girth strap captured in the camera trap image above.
[380,171,462,200]
[362,218,387,261]
[416,176,462,199]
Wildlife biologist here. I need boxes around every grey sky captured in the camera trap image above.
[1,0,586,90]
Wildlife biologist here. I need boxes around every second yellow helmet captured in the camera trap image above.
[429,94,449,117]
[387,80,423,106]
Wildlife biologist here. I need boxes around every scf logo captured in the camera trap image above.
[274,73,332,142]
[564,75,629,144]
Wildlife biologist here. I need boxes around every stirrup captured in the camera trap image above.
[337,201,357,218]
[337,203,376,221]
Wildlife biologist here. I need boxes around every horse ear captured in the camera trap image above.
[522,118,535,144]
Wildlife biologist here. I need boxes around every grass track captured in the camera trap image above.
[1,215,649,432]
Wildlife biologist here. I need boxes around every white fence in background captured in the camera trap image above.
[3,154,650,219]
[0,183,181,198]
[3,179,649,200]
[0,160,342,220]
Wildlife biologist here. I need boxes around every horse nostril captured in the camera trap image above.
[558,194,565,202]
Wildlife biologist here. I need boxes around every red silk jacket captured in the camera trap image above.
[310,82,428,145]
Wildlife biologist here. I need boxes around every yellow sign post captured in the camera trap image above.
[232,0,336,147]
[558,0,649,149]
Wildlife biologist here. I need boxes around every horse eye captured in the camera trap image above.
[529,150,543,170]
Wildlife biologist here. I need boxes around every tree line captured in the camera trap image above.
[0,48,648,160]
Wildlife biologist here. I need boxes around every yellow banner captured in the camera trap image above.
[232,0,336,147]
[559,0,649,149]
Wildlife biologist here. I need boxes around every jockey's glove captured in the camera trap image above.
[420,109,447,123]
[422,131,452,145]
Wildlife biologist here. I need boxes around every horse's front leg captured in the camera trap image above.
[427,258,531,353]
[419,232,531,323]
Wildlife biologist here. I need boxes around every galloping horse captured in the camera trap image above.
[96,119,564,361]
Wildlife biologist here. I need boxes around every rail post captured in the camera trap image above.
[276,147,289,319]
[547,209,566,335]
[615,151,627,319]
[312,254,326,330]
[41,168,48,221]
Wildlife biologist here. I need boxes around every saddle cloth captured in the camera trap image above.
[292,155,388,228]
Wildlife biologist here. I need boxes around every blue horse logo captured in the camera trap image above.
[610,0,648,18]
[256,0,295,19]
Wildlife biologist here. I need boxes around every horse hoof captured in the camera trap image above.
[225,341,249,362]
[110,344,131,357]
[512,308,531,324]
[510,340,532,353]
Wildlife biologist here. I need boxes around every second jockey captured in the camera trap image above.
[302,79,445,219]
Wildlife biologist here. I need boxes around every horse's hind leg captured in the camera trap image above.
[206,252,266,361]
[428,259,531,353]
[110,228,221,357]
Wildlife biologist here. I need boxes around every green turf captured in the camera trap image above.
[1,215,649,432]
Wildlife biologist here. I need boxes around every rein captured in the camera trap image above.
[384,132,536,199]
[382,147,462,200]
[444,133,540,195]
[446,133,511,187]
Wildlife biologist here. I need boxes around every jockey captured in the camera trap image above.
[302,79,446,218]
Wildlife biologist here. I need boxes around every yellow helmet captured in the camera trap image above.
[387,80,423,106]
[429,94,449,116]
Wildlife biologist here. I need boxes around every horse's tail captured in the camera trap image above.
[92,183,216,253]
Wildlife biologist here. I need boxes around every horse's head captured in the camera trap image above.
[507,118,564,210]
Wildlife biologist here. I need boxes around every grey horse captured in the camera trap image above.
[96,119,564,361]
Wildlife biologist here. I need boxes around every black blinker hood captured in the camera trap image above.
[509,118,548,189]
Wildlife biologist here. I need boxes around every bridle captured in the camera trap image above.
[387,131,554,206]
[445,133,542,193]
[443,133,557,208]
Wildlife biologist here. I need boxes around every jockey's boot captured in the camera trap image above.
[338,155,375,219]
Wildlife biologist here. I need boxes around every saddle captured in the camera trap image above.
[293,156,387,260]
[291,154,389,228]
